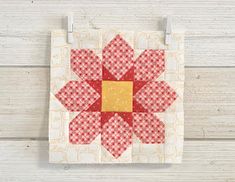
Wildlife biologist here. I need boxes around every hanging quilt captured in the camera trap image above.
[49,29,184,163]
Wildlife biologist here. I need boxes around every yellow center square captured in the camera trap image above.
[101,81,133,112]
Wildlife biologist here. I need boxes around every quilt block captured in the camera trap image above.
[49,30,184,163]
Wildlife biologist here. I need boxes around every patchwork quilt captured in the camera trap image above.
[49,30,184,163]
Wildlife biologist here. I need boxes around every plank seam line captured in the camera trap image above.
[1,65,235,68]
[0,138,235,141]
[185,138,235,141]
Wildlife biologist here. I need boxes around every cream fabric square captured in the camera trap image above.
[49,29,184,163]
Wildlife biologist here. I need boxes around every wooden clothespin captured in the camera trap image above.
[165,16,172,45]
[67,13,74,44]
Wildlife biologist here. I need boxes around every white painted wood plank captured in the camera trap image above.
[185,36,235,66]
[0,1,234,181]
[0,68,49,139]
[1,0,235,66]
[0,140,235,181]
[1,0,235,36]
[0,67,235,139]
[0,33,50,66]
[185,68,235,138]
[1,33,235,66]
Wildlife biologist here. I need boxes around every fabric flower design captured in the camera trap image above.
[55,35,177,158]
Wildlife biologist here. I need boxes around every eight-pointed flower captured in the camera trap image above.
[55,35,177,158]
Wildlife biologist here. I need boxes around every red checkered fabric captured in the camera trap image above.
[71,49,102,80]
[69,112,101,144]
[134,50,165,81]
[55,81,100,112]
[101,113,132,158]
[102,35,134,80]
[133,112,165,144]
[134,81,177,112]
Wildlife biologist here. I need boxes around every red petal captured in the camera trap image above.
[55,81,100,112]
[86,98,101,112]
[102,35,134,80]
[133,112,165,144]
[101,112,115,127]
[71,49,102,80]
[102,65,117,81]
[133,81,147,95]
[119,66,134,81]
[133,99,148,112]
[134,81,177,112]
[101,113,132,158]
[69,112,101,144]
[134,50,165,81]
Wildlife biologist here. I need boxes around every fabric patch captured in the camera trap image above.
[69,112,101,144]
[71,49,102,80]
[101,113,132,158]
[134,81,177,112]
[101,112,133,127]
[55,81,100,112]
[55,35,177,158]
[133,112,164,144]
[134,50,165,81]
[102,35,134,80]
[101,81,133,112]
[49,30,184,163]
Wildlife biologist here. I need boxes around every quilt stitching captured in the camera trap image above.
[55,34,178,158]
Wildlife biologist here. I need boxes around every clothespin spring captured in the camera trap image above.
[67,13,74,44]
[165,16,172,45]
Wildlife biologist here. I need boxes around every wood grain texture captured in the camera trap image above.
[1,67,235,139]
[0,0,235,36]
[0,0,235,180]
[0,140,235,181]
[1,1,235,66]
[1,34,235,66]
